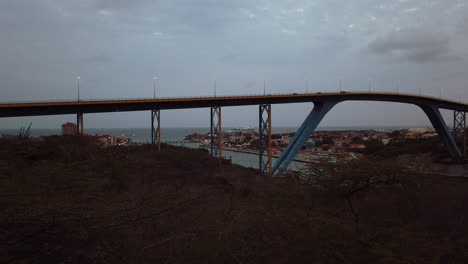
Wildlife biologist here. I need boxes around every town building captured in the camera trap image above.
[61,123,77,136]
[94,134,116,145]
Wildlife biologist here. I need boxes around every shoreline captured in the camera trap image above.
[201,146,323,164]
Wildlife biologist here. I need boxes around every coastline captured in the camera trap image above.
[202,146,325,164]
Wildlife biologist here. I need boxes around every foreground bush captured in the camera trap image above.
[1,137,467,263]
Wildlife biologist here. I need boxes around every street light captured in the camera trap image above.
[153,76,158,99]
[77,75,80,101]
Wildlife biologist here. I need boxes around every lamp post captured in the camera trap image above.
[153,76,158,99]
[77,76,80,101]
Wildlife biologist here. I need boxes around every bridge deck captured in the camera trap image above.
[1,91,468,117]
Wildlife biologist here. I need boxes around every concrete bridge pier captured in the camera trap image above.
[273,100,339,175]
[210,106,222,161]
[76,112,84,135]
[151,109,161,151]
[259,104,272,176]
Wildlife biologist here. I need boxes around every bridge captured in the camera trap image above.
[1,91,467,176]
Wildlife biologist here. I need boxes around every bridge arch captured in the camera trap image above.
[273,99,462,175]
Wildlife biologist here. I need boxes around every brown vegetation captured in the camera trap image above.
[373,137,449,160]
[1,137,468,263]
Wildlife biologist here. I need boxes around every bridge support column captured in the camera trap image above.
[453,111,466,159]
[259,104,272,176]
[420,105,463,161]
[273,101,339,175]
[465,128,468,158]
[151,109,161,151]
[210,106,222,160]
[76,112,84,135]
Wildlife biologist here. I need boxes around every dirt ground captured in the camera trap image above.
[1,136,468,263]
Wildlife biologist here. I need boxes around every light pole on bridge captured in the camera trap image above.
[76,75,80,101]
[214,80,217,97]
[76,75,83,135]
[153,76,158,99]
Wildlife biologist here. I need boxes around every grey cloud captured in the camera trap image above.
[244,81,258,90]
[2,0,468,129]
[86,53,113,64]
[459,16,468,34]
[368,29,459,63]
[94,0,151,10]
[92,0,258,34]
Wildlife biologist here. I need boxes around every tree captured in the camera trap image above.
[391,130,401,138]
[351,137,365,144]
[303,158,406,231]
[364,139,384,154]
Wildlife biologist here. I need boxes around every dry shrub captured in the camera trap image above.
[2,138,468,263]
[300,158,468,262]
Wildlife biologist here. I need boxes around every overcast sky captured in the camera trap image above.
[1,0,468,129]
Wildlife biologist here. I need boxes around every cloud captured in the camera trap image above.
[244,81,257,90]
[152,31,172,39]
[459,16,468,34]
[401,7,420,13]
[2,0,468,129]
[368,29,460,63]
[281,28,297,35]
[239,8,256,19]
[98,9,112,16]
[86,53,113,64]
[94,0,150,10]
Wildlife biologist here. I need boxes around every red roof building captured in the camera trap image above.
[61,123,77,136]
